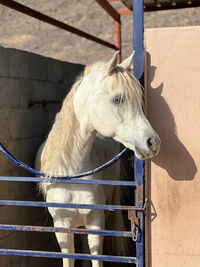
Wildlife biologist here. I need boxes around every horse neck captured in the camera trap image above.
[41,82,96,176]
[60,115,96,174]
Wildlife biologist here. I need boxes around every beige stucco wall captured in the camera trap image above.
[145,26,200,267]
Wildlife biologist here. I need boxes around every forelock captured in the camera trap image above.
[102,66,143,106]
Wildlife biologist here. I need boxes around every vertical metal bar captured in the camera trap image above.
[133,0,144,80]
[134,159,145,267]
[133,1,145,267]
[114,20,121,63]
[144,51,150,267]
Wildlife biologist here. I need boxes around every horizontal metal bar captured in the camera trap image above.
[144,2,200,12]
[118,9,132,15]
[0,200,145,211]
[0,249,137,263]
[95,0,120,22]
[0,224,133,237]
[0,0,116,50]
[28,100,60,107]
[0,176,137,186]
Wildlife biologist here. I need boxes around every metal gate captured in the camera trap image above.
[0,1,146,266]
[0,167,145,265]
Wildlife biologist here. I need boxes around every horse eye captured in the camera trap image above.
[112,94,125,105]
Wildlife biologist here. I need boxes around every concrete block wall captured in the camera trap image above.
[0,45,84,267]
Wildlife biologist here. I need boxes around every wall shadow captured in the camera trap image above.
[147,59,197,182]
[146,53,197,267]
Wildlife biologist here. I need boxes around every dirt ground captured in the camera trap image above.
[0,1,199,64]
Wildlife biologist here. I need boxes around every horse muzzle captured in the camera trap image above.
[135,134,161,160]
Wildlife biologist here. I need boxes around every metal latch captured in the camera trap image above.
[128,199,147,241]
[128,210,139,241]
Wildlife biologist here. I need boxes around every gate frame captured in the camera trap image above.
[132,1,145,266]
[0,0,146,266]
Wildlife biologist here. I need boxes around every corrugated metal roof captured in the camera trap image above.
[122,0,200,11]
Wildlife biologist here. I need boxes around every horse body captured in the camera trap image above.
[35,51,160,267]
[37,137,121,267]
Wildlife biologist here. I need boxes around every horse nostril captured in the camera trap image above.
[147,138,154,148]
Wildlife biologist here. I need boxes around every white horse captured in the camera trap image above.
[35,51,160,267]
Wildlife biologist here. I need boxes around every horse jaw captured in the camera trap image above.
[113,114,161,160]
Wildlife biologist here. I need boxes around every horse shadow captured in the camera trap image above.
[147,54,197,221]
[147,54,197,267]
[147,62,197,182]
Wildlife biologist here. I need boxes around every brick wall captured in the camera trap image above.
[0,46,84,267]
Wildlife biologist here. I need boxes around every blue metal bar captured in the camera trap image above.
[0,224,133,237]
[0,200,145,211]
[134,159,145,267]
[133,1,145,267]
[0,176,137,186]
[0,142,128,179]
[133,0,144,80]
[0,249,137,263]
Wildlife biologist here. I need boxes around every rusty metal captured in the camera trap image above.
[114,21,121,63]
[136,184,144,205]
[128,210,139,241]
[0,200,146,211]
[128,198,147,242]
[132,222,139,242]
[118,9,132,14]
[128,201,147,242]
[95,0,120,22]
[0,224,133,238]
[128,203,147,242]
[0,0,116,50]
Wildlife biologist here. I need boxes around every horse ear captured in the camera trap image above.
[105,51,119,74]
[119,51,135,70]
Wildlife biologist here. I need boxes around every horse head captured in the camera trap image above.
[74,52,160,160]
